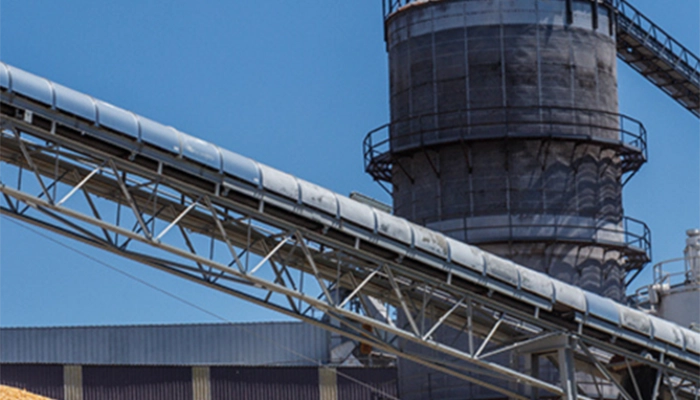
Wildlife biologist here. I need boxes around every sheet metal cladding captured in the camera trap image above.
[0,62,698,366]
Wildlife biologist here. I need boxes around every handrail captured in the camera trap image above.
[623,215,652,261]
[629,255,700,307]
[608,0,700,85]
[364,106,647,177]
[650,255,700,288]
[418,212,650,262]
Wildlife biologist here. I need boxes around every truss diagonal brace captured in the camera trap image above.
[57,162,104,206]
[249,235,290,275]
[16,132,54,204]
[578,341,635,400]
[477,332,560,360]
[108,159,152,239]
[422,297,464,340]
[0,184,605,399]
[155,199,200,241]
[295,231,336,306]
[339,266,382,309]
[475,313,505,359]
[384,265,421,337]
[203,196,245,272]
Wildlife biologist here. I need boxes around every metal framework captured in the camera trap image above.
[609,0,700,118]
[1,84,698,399]
[362,107,649,184]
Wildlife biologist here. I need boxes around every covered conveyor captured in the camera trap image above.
[1,63,698,399]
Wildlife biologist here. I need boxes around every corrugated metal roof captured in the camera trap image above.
[0,322,329,366]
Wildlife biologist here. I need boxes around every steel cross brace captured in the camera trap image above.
[0,181,587,400]
[2,123,698,398]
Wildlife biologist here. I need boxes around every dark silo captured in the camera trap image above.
[364,0,651,398]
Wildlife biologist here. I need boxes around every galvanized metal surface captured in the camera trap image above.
[0,322,329,366]
[210,367,320,400]
[0,364,64,400]
[658,288,700,332]
[82,366,192,400]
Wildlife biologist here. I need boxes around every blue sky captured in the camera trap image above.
[0,0,698,327]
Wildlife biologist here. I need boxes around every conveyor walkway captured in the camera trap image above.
[609,0,700,117]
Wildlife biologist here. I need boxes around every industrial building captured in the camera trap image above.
[0,322,397,399]
[0,0,698,399]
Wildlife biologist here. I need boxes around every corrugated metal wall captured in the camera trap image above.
[211,366,320,400]
[0,322,329,366]
[337,368,398,400]
[0,363,398,400]
[0,364,64,399]
[82,366,192,400]
[0,323,393,400]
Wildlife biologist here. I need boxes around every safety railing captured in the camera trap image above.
[608,0,700,86]
[623,215,652,259]
[420,212,651,271]
[364,106,647,180]
[629,255,700,307]
[654,258,699,288]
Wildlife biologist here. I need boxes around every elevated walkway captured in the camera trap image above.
[610,0,700,117]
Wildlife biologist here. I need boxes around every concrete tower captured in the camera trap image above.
[364,0,652,398]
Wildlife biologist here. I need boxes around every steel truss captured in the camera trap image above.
[0,112,698,399]
[608,0,700,118]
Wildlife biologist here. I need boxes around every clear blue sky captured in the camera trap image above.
[0,0,698,327]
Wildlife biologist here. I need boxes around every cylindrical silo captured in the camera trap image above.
[364,0,651,398]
